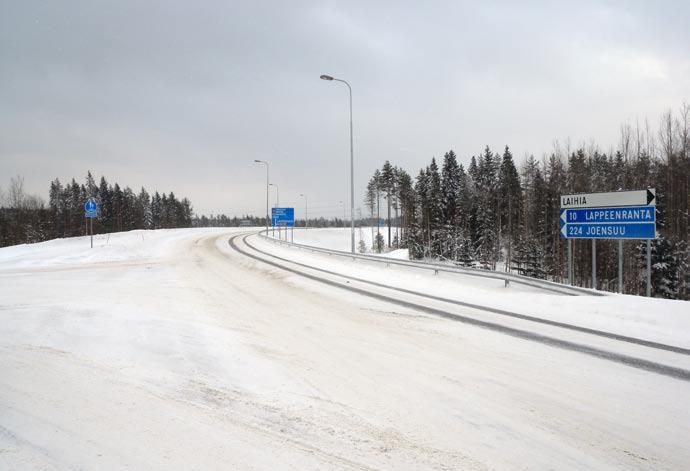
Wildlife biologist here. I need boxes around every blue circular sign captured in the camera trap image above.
[84,198,97,212]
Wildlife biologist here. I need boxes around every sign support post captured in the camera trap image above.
[84,197,98,249]
[592,239,597,289]
[567,239,572,285]
[646,239,652,297]
[618,240,623,293]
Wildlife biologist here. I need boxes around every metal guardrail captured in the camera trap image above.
[258,230,605,297]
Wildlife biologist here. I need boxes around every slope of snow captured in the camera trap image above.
[1,228,689,470]
[0,228,238,268]
[283,226,409,258]
[260,228,690,349]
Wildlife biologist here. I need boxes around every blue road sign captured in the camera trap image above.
[560,220,655,239]
[562,206,654,224]
[84,198,98,218]
[271,207,294,227]
[560,207,656,239]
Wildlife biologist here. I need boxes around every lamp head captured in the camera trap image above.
[320,74,334,81]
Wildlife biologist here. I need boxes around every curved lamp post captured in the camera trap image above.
[269,183,279,206]
[253,159,269,233]
[320,74,354,253]
[299,193,308,230]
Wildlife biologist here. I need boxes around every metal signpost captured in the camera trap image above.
[84,197,98,248]
[560,189,656,294]
[272,207,295,242]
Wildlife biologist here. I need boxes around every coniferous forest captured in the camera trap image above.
[0,172,195,246]
[364,106,689,299]
[1,107,688,299]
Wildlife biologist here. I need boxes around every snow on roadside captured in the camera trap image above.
[0,228,251,269]
[2,228,690,470]
[255,229,690,349]
[283,226,409,259]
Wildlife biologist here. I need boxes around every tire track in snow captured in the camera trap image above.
[245,234,690,356]
[229,233,690,382]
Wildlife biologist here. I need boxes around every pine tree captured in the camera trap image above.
[475,147,499,269]
[411,169,429,258]
[98,177,112,233]
[122,187,137,230]
[112,183,124,232]
[396,169,414,248]
[137,187,152,229]
[49,179,64,238]
[365,175,378,244]
[498,146,522,268]
[641,237,680,298]
[427,158,443,257]
[381,161,395,247]
[85,171,97,197]
[440,150,461,259]
[544,154,567,280]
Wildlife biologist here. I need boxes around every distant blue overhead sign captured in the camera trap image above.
[271,207,294,227]
[84,198,98,218]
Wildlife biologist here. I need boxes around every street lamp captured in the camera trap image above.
[321,73,355,254]
[300,193,308,230]
[253,159,269,233]
[339,200,346,227]
[269,183,279,206]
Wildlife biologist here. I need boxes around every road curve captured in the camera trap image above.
[229,232,690,382]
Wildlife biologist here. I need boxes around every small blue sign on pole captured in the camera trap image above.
[84,198,98,218]
[84,197,98,249]
[271,207,295,227]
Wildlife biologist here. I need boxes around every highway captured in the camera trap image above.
[1,228,689,470]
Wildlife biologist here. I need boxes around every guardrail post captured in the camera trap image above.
[504,279,510,288]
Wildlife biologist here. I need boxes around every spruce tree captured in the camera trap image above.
[427,158,443,257]
[498,146,522,268]
[98,177,112,233]
[440,150,461,258]
[381,161,395,247]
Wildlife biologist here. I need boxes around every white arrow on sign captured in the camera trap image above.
[561,225,567,237]
[560,188,655,209]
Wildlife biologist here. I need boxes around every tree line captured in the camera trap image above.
[0,170,352,249]
[365,105,689,299]
[0,172,194,247]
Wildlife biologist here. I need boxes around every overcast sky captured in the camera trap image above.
[1,1,688,217]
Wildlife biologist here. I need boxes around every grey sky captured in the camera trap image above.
[1,1,688,217]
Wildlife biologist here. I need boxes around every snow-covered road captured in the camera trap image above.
[1,228,689,470]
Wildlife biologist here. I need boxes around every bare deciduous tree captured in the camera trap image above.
[9,175,25,209]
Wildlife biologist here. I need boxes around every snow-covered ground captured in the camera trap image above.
[258,230,690,350]
[284,226,410,259]
[1,228,689,470]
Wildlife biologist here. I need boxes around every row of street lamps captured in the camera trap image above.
[253,73,355,252]
[253,158,308,232]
